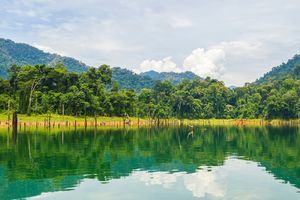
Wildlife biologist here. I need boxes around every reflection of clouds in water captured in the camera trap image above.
[184,168,225,198]
[133,171,184,189]
[133,167,225,198]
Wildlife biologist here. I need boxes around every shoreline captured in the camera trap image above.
[0,114,299,128]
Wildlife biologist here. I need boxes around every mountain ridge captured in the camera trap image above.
[0,38,89,78]
[0,38,200,90]
[1,38,299,89]
[140,70,200,85]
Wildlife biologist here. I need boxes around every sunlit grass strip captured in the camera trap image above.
[183,119,300,126]
[0,114,299,128]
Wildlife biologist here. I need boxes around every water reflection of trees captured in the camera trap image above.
[0,126,299,199]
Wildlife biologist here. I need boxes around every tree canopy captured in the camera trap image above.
[0,64,299,119]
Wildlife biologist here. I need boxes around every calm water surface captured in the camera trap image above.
[0,126,299,199]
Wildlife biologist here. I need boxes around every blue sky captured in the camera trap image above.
[1,0,300,86]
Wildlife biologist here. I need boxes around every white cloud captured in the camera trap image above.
[2,0,300,85]
[133,167,225,198]
[182,41,264,80]
[183,48,226,79]
[32,43,68,56]
[212,41,264,58]
[137,40,262,80]
[136,40,264,83]
[184,168,225,198]
[138,57,180,73]
[170,17,193,28]
[134,171,184,189]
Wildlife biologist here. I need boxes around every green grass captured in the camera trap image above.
[0,113,299,127]
[0,113,132,122]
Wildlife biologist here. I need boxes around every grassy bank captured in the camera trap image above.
[0,114,299,128]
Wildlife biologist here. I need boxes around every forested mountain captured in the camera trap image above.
[111,67,155,90]
[255,54,300,84]
[141,70,199,85]
[112,68,200,90]
[0,38,299,119]
[0,38,89,78]
[0,38,200,90]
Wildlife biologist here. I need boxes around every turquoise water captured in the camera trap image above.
[0,126,299,199]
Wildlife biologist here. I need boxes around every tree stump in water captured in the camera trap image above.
[12,112,18,144]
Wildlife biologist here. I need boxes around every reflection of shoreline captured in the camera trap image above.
[0,126,299,199]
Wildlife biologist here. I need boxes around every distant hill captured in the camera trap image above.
[0,38,89,78]
[255,54,300,84]
[111,67,155,90]
[111,68,200,91]
[140,70,200,85]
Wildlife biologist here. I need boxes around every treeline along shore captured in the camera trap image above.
[0,63,299,126]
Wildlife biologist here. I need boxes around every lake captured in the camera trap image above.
[0,126,299,199]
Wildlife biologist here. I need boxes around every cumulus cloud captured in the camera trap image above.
[184,168,225,198]
[134,171,184,189]
[137,46,227,79]
[138,57,180,73]
[133,167,225,198]
[137,40,265,81]
[183,48,226,79]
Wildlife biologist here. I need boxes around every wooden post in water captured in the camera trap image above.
[12,112,18,145]
[94,115,97,129]
[7,112,11,128]
[48,114,51,129]
[84,116,87,130]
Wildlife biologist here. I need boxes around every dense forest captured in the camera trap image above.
[0,63,299,119]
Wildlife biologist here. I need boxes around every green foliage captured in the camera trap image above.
[111,67,155,91]
[0,58,299,119]
[0,38,89,78]
[1,64,300,119]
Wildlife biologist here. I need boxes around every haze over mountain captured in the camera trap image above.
[0,38,199,90]
[140,70,199,85]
